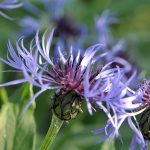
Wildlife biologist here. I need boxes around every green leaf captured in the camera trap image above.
[0,88,8,105]
[12,109,36,150]
[101,139,115,150]
[10,83,35,112]
[0,83,36,150]
[0,103,16,150]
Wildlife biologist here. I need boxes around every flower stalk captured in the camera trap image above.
[40,113,64,150]
[148,141,150,149]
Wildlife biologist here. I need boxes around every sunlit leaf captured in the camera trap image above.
[101,139,115,150]
[0,83,36,150]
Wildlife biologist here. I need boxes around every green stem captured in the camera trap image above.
[148,141,150,149]
[40,113,64,150]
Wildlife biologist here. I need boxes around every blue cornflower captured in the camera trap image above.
[0,0,22,20]
[95,10,119,47]
[92,78,150,150]
[95,10,133,74]
[92,72,141,132]
[0,29,121,119]
[139,80,150,106]
[130,80,150,150]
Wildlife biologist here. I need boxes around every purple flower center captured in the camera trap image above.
[47,55,100,95]
[140,80,150,105]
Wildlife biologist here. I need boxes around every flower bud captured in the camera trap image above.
[139,108,150,140]
[52,90,82,121]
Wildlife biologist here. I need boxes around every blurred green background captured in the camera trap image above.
[0,0,150,150]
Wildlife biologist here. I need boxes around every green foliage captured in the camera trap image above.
[0,0,150,149]
[101,139,115,150]
[0,83,36,150]
[0,88,8,105]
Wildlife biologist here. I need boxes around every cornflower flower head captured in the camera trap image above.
[91,72,149,149]
[95,10,138,78]
[0,29,122,121]
[129,80,150,150]
[92,78,150,150]
[0,0,22,20]
[95,10,119,47]
[21,0,84,48]
[139,80,150,106]
[122,80,150,150]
